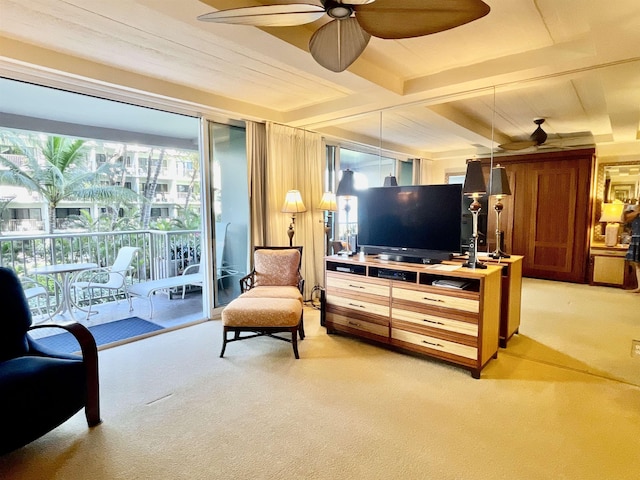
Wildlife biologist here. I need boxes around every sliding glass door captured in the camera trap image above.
[208,121,249,307]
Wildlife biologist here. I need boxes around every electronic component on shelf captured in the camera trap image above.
[432,279,471,290]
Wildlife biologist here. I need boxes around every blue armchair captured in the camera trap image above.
[0,267,101,455]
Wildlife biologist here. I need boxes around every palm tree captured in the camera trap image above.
[0,133,138,233]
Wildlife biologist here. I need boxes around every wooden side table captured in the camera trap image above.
[589,244,634,289]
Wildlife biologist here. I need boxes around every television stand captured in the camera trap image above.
[324,254,502,378]
[377,252,451,265]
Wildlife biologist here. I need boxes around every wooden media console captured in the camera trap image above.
[323,255,504,378]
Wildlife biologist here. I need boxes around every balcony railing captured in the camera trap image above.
[0,229,201,311]
[0,218,45,233]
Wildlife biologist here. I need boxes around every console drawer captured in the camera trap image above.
[391,328,477,360]
[392,285,479,314]
[328,294,389,318]
[392,308,478,337]
[329,313,389,338]
[327,273,390,297]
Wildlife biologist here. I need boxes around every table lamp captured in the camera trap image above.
[488,164,512,259]
[336,169,357,255]
[599,202,624,247]
[281,190,306,247]
[462,159,487,269]
[318,192,338,256]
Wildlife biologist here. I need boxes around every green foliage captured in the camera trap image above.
[0,132,140,233]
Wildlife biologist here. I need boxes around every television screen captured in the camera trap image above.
[357,184,463,259]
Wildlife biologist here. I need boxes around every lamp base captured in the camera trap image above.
[463,236,487,269]
[604,222,619,247]
[489,231,510,259]
[463,259,488,269]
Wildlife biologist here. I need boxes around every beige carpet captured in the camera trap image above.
[1,279,639,480]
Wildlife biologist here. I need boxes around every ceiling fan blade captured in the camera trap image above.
[309,18,371,72]
[333,0,375,4]
[354,0,490,39]
[197,5,325,27]
[498,140,538,151]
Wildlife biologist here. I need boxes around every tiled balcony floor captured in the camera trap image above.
[29,289,207,341]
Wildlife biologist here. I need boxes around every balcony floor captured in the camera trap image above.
[29,289,207,345]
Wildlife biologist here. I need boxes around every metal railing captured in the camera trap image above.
[0,229,201,309]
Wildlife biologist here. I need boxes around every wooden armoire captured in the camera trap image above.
[480,148,594,283]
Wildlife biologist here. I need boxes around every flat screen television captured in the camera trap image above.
[357,184,463,263]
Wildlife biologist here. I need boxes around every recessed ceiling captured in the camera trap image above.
[0,0,639,159]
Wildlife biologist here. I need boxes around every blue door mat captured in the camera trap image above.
[33,317,164,354]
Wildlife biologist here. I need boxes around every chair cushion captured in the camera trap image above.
[0,355,86,454]
[222,298,302,328]
[0,267,32,362]
[254,249,300,287]
[239,285,303,303]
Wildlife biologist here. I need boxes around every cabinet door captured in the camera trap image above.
[485,149,593,283]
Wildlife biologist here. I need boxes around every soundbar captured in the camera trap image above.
[377,252,451,265]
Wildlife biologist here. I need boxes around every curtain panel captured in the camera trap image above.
[245,122,324,299]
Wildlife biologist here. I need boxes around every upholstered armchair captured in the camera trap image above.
[0,267,101,455]
[239,246,304,300]
[220,247,305,358]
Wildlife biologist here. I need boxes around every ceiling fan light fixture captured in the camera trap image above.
[327,6,352,19]
[530,118,547,145]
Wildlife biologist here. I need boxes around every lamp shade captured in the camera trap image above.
[463,159,486,196]
[489,165,511,196]
[599,202,624,223]
[281,190,307,214]
[318,192,338,211]
[336,169,357,197]
[383,174,398,187]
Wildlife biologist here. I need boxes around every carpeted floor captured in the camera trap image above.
[33,317,164,354]
[1,278,639,479]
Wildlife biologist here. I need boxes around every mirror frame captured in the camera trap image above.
[593,159,640,244]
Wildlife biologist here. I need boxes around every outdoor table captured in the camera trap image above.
[30,262,98,321]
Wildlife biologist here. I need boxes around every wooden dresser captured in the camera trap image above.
[324,255,502,378]
[476,254,523,347]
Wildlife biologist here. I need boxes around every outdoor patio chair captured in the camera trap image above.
[71,246,139,320]
[0,267,101,455]
[20,275,57,322]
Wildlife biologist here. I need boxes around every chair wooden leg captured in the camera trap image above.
[291,325,300,359]
[220,326,228,358]
[298,313,305,340]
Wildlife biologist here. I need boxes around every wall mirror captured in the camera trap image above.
[603,164,640,203]
[593,160,640,243]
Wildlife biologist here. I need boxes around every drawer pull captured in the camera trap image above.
[348,321,362,327]
[348,302,366,309]
[422,318,445,325]
[423,296,444,303]
[422,340,444,348]
[349,284,365,289]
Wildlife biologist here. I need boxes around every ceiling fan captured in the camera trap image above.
[197,0,491,72]
[498,119,549,151]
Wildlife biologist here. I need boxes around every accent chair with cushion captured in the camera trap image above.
[220,246,305,358]
[0,267,101,455]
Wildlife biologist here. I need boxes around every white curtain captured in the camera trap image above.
[266,123,324,299]
[412,158,422,185]
[246,121,267,250]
